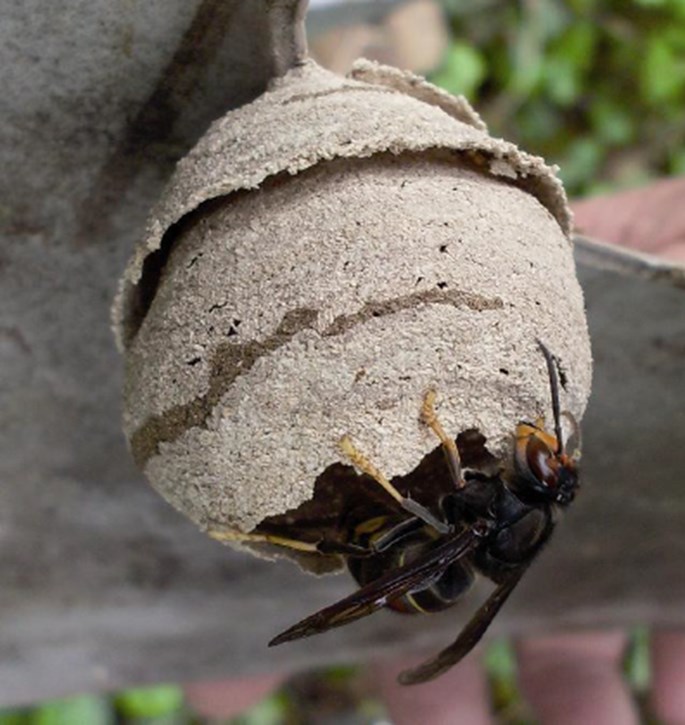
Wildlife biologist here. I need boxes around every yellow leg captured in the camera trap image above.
[338,434,404,505]
[338,434,450,534]
[208,527,319,553]
[420,389,464,488]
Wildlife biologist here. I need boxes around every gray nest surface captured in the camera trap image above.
[113,60,592,546]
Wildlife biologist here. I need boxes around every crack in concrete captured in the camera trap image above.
[130,287,503,468]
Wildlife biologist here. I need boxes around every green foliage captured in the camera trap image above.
[433,0,685,195]
[484,639,533,725]
[625,627,652,692]
[642,31,685,104]
[0,709,30,725]
[232,691,289,725]
[114,685,184,720]
[431,42,487,98]
[670,147,685,174]
[27,696,113,725]
[322,663,360,685]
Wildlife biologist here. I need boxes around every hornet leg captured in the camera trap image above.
[338,434,450,535]
[208,526,368,556]
[421,389,465,489]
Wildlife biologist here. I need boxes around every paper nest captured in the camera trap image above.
[112,60,592,540]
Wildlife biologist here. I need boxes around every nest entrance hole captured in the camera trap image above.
[254,428,499,574]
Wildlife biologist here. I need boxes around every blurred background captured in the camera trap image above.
[311,0,685,197]
[2,0,681,723]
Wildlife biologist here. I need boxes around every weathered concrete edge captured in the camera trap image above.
[574,234,685,289]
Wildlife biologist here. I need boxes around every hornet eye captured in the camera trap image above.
[520,435,559,489]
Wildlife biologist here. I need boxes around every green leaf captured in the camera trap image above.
[485,639,534,724]
[484,638,517,681]
[114,685,183,720]
[543,22,597,105]
[669,147,685,174]
[0,708,29,725]
[567,0,599,11]
[557,137,605,192]
[28,696,112,725]
[324,664,359,685]
[555,21,597,68]
[641,34,685,104]
[233,691,289,725]
[431,42,487,99]
[544,56,582,105]
[633,0,685,15]
[508,25,544,97]
[625,628,651,693]
[589,98,635,145]
[515,101,563,144]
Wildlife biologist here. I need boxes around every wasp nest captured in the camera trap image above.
[113,60,592,563]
